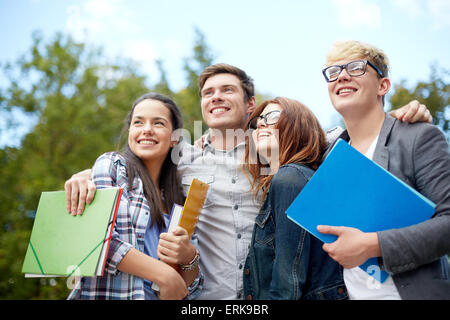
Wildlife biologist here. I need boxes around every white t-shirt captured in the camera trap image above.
[344,136,402,300]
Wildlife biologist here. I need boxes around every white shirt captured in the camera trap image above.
[344,136,402,300]
[176,138,259,299]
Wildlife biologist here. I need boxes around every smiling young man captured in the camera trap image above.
[318,41,450,299]
[65,62,433,300]
[174,64,259,299]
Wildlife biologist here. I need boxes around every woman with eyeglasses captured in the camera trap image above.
[317,41,450,299]
[242,97,348,300]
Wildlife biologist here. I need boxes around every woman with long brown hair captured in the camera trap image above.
[242,97,347,300]
[68,93,202,300]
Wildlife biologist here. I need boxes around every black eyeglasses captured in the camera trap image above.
[322,60,384,83]
[249,110,282,129]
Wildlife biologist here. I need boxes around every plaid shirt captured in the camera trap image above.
[68,152,203,300]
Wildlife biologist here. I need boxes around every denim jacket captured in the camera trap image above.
[243,163,348,300]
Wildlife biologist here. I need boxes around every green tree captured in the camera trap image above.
[389,64,449,134]
[0,147,34,299]
[153,59,174,98]
[175,27,215,137]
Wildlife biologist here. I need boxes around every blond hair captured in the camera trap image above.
[325,40,390,78]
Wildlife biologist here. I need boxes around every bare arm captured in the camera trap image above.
[118,248,188,300]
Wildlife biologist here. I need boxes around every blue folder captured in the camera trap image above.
[286,139,435,283]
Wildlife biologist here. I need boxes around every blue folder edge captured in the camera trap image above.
[286,139,435,283]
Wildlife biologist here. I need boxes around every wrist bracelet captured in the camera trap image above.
[179,249,200,272]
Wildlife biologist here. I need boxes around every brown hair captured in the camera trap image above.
[243,97,327,202]
[198,63,255,102]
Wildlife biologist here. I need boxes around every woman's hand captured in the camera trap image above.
[157,227,197,265]
[157,265,189,300]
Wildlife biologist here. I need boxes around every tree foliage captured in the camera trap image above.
[175,28,215,136]
[389,64,449,134]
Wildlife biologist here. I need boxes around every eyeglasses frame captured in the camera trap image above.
[249,110,282,130]
[322,60,384,83]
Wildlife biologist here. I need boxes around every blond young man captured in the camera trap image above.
[318,41,450,299]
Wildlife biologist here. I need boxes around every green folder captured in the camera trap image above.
[22,187,122,277]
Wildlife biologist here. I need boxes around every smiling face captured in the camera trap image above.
[128,99,174,167]
[200,73,254,131]
[251,103,282,165]
[327,58,391,118]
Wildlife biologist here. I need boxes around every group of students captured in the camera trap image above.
[64,40,450,300]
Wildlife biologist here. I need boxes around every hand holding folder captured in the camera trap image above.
[317,225,381,270]
[286,140,435,283]
[152,178,209,292]
[22,187,122,277]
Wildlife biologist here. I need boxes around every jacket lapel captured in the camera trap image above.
[322,130,350,161]
[323,113,396,171]
[372,114,396,170]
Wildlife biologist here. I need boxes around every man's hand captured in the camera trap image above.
[157,227,197,266]
[64,169,95,216]
[389,100,432,123]
[194,133,208,150]
[317,225,381,269]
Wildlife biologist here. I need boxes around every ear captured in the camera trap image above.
[246,96,257,115]
[170,128,183,147]
[378,77,391,97]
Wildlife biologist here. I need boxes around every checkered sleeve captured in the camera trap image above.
[91,152,133,276]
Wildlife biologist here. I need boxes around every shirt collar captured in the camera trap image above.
[203,132,246,154]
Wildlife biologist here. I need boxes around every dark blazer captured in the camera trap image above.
[325,114,450,300]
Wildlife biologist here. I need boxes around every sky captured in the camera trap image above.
[0,0,449,147]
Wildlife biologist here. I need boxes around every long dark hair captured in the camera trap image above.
[118,92,184,230]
